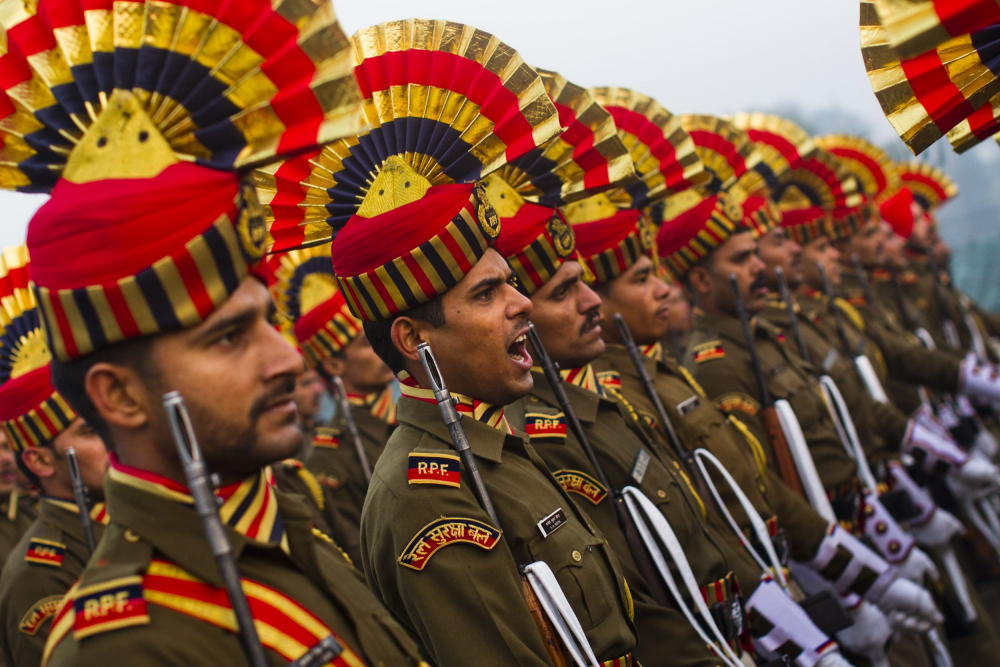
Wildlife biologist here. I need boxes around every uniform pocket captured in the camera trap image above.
[526,519,614,630]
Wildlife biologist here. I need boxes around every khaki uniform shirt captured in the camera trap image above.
[840,270,960,414]
[0,491,37,571]
[43,470,427,667]
[516,368,758,667]
[594,344,828,563]
[360,394,637,667]
[306,394,395,529]
[0,498,106,667]
[685,312,858,492]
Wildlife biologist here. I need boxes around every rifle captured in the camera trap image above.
[816,264,856,360]
[526,323,673,608]
[610,315,719,515]
[164,392,344,667]
[926,251,962,351]
[774,267,812,364]
[66,447,96,554]
[415,343,573,667]
[728,274,806,498]
[330,376,373,486]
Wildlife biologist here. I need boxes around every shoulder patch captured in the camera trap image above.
[596,370,621,390]
[19,594,63,635]
[524,412,567,440]
[408,452,461,488]
[73,576,149,639]
[552,470,608,505]
[312,428,340,448]
[26,538,65,567]
[398,518,501,571]
[693,341,725,363]
[713,393,760,417]
[638,411,658,429]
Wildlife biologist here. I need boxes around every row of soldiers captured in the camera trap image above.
[1,3,1000,666]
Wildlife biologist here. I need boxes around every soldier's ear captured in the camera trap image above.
[687,265,712,297]
[20,447,55,480]
[83,362,150,433]
[390,315,423,366]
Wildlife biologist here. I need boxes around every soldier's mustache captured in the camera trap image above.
[580,308,602,335]
[249,376,297,422]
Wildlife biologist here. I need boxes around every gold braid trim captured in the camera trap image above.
[676,365,708,399]
[295,468,326,511]
[727,416,768,478]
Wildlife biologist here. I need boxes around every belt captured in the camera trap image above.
[698,572,754,656]
[601,653,636,667]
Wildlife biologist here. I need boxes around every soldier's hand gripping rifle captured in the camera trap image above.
[328,375,373,486]
[164,392,343,667]
[415,343,596,667]
[66,447,97,554]
[526,322,672,608]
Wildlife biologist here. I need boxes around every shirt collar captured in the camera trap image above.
[107,455,288,553]
[41,496,110,525]
[397,371,512,434]
[640,342,663,362]
[347,386,397,424]
[555,365,605,397]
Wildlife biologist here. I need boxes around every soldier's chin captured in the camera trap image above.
[255,420,303,463]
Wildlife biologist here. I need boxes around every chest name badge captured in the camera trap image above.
[631,450,651,485]
[676,395,700,418]
[25,539,65,567]
[525,412,568,440]
[398,518,501,571]
[408,452,461,488]
[553,470,608,505]
[693,341,725,363]
[537,508,568,538]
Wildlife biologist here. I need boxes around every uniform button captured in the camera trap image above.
[875,521,888,535]
[571,550,582,562]
[124,529,140,543]
[657,489,667,499]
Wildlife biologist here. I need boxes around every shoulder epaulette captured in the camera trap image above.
[524,410,567,440]
[596,370,621,390]
[25,538,65,567]
[72,576,149,639]
[312,428,341,448]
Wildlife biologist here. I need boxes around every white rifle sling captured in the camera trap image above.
[817,376,879,493]
[693,448,787,586]
[621,487,744,667]
[853,355,889,404]
[522,561,600,667]
[745,577,836,667]
[773,400,837,522]
[914,328,936,350]
[964,312,990,363]
[943,320,962,351]
[939,547,978,623]
[925,628,954,667]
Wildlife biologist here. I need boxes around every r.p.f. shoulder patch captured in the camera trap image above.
[25,538,65,567]
[693,341,725,363]
[398,518,501,571]
[408,452,461,488]
[713,393,760,417]
[525,412,567,440]
[73,576,149,639]
[312,428,340,448]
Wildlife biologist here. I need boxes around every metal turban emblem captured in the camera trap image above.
[237,179,267,263]
[548,214,575,258]
[475,182,501,240]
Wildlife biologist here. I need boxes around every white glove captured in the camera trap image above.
[974,427,1000,461]
[875,578,943,630]
[912,508,964,549]
[815,652,857,667]
[948,455,1000,497]
[895,547,940,584]
[836,601,891,663]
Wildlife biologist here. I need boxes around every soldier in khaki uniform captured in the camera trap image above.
[286,38,640,667]
[1,5,433,664]
[0,433,35,571]
[269,245,396,533]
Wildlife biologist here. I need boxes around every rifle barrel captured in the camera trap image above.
[330,375,373,485]
[775,268,811,365]
[729,275,771,408]
[66,447,97,554]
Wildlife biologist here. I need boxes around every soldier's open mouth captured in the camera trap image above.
[508,332,532,368]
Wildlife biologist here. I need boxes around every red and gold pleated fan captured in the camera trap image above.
[871,0,1000,59]
[586,86,709,211]
[483,68,635,209]
[774,149,864,213]
[0,0,363,193]
[730,112,818,196]
[862,0,1000,154]
[256,19,562,253]
[947,90,1000,151]
[899,161,958,210]
[678,114,761,194]
[813,135,902,205]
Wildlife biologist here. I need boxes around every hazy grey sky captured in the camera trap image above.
[0,0,992,249]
